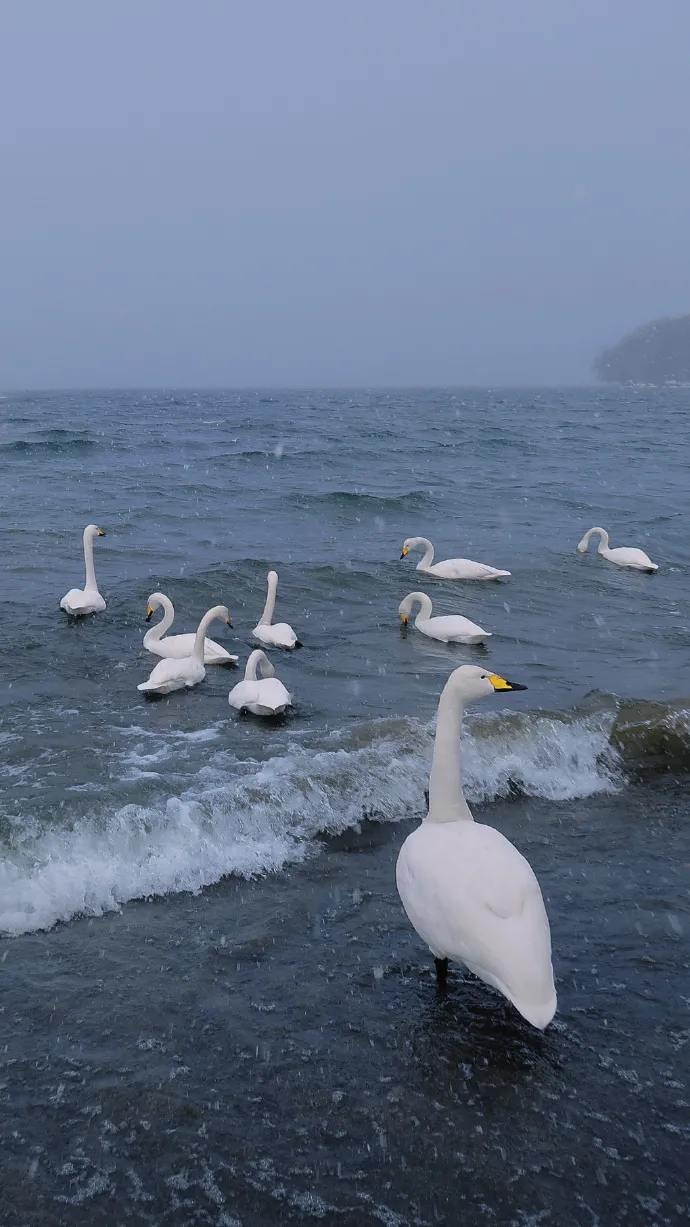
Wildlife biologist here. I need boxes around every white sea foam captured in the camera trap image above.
[0,711,619,936]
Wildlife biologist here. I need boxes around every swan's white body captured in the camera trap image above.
[143,593,238,664]
[396,665,556,1029]
[577,527,658,572]
[60,524,107,615]
[228,650,292,716]
[401,537,510,581]
[253,570,300,650]
[399,592,490,645]
[137,605,232,695]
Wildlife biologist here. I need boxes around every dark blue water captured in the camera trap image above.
[0,387,688,1224]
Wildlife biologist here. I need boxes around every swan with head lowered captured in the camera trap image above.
[253,570,301,649]
[401,537,510,581]
[138,605,232,695]
[228,649,292,716]
[396,664,556,1030]
[144,592,238,664]
[399,592,491,645]
[576,527,658,572]
[60,524,107,615]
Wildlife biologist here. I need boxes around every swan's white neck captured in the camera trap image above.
[427,680,474,824]
[245,649,275,682]
[583,527,609,551]
[194,607,224,661]
[259,573,277,626]
[410,537,434,568]
[401,591,433,622]
[145,596,174,643]
[83,529,99,591]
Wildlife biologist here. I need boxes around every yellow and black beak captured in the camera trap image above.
[399,614,408,625]
[146,605,154,622]
[488,673,527,692]
[400,546,409,558]
[97,528,106,537]
[225,616,233,627]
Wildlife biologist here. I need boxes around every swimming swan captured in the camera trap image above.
[144,592,238,664]
[228,649,292,716]
[253,570,301,649]
[401,537,510,581]
[576,527,658,572]
[60,524,107,615]
[399,592,491,645]
[137,605,232,695]
[396,664,556,1029]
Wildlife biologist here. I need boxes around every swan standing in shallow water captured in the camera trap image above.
[401,537,510,581]
[253,570,301,649]
[399,592,491,645]
[60,524,107,615]
[396,664,556,1030]
[228,649,292,716]
[576,527,658,572]
[138,605,232,695]
[144,592,238,664]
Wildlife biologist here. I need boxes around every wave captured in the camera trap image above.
[288,490,435,515]
[1,429,96,455]
[0,707,619,937]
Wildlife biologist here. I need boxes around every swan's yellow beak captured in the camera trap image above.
[97,528,106,536]
[400,546,409,558]
[146,605,154,622]
[400,614,408,624]
[489,673,527,692]
[225,616,233,627]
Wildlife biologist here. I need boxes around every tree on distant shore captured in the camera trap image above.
[594,314,690,384]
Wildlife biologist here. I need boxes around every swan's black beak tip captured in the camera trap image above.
[489,674,527,692]
[399,551,406,560]
[506,681,528,691]
[97,529,106,537]
[225,617,233,627]
[145,608,153,622]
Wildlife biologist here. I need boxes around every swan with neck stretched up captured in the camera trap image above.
[396,664,556,1030]
[143,593,238,664]
[253,570,301,650]
[60,524,107,615]
[138,605,232,695]
[401,537,510,581]
[399,592,491,645]
[576,527,658,572]
[228,649,292,716]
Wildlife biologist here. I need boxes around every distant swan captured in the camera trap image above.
[228,649,292,716]
[144,592,238,664]
[399,592,491,645]
[577,527,658,572]
[401,537,510,581]
[138,605,232,695]
[253,570,301,649]
[60,524,107,616]
[396,664,556,1030]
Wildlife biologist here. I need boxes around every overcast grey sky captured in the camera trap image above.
[1,0,689,388]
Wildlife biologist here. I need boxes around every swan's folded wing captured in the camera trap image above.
[138,657,190,691]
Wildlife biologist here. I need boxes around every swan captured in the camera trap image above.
[253,570,301,649]
[399,592,491,645]
[576,527,658,572]
[401,537,510,581]
[228,649,292,716]
[60,524,107,615]
[144,592,238,664]
[137,605,232,695]
[396,664,556,1030]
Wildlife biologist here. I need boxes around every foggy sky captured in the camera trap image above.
[1,0,689,388]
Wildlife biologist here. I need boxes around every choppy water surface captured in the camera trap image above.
[1,387,689,1225]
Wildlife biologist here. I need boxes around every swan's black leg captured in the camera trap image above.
[434,957,449,989]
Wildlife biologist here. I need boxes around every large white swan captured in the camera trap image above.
[399,592,491,645]
[144,592,238,664]
[60,524,107,615]
[401,537,510,581]
[137,605,232,695]
[228,649,292,716]
[396,664,556,1030]
[576,527,658,572]
[253,570,301,650]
